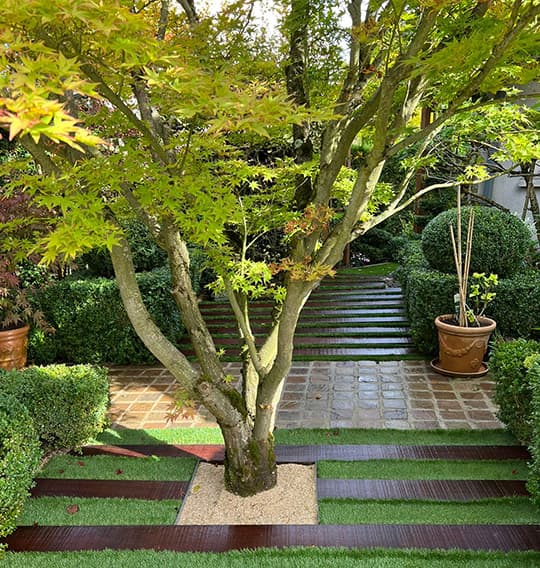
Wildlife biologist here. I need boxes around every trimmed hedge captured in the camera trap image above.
[78,218,168,277]
[398,242,540,354]
[29,267,182,365]
[489,339,540,444]
[528,360,540,508]
[0,365,109,452]
[350,228,407,265]
[421,206,531,278]
[0,393,41,543]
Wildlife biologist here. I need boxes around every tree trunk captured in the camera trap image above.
[523,160,540,242]
[221,423,277,496]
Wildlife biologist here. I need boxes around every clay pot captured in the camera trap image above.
[0,325,30,370]
[433,315,496,377]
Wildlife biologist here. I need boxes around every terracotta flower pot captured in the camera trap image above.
[432,315,496,377]
[0,325,30,370]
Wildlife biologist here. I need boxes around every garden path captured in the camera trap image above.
[108,271,502,431]
[108,360,502,430]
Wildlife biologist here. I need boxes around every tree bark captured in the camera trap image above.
[221,422,277,496]
[523,160,540,242]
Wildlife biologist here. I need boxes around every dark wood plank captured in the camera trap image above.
[31,479,188,500]
[82,444,531,462]
[178,347,417,359]
[317,479,529,500]
[183,337,413,348]
[5,524,540,552]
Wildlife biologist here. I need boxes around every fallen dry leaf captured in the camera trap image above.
[66,504,79,515]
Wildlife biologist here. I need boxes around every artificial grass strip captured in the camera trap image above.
[317,459,529,480]
[340,263,399,276]
[319,497,540,525]
[93,427,518,447]
[94,427,225,445]
[4,548,540,567]
[16,497,180,526]
[275,428,518,446]
[39,455,197,481]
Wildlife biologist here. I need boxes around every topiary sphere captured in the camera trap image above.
[421,206,531,278]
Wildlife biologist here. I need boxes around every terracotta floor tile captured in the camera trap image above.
[432,391,458,400]
[410,410,438,420]
[466,410,498,421]
[439,410,467,420]
[129,402,155,412]
[408,390,433,399]
[409,399,436,409]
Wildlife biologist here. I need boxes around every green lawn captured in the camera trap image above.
[17,497,180,526]
[7,427,535,565]
[339,263,399,276]
[93,427,518,446]
[4,548,540,568]
[39,455,196,481]
[318,459,528,480]
[319,497,540,525]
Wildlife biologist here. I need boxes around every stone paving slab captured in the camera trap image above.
[107,360,503,431]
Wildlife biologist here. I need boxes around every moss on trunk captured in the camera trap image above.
[222,430,277,497]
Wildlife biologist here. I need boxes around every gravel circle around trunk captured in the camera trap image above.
[176,462,318,525]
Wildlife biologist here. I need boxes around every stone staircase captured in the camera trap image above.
[180,271,420,361]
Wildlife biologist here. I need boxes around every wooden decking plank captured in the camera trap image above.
[317,479,529,500]
[5,524,540,552]
[203,309,406,323]
[178,347,417,358]
[204,336,414,346]
[31,479,188,500]
[81,444,531,461]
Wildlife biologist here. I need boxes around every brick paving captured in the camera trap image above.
[108,360,502,430]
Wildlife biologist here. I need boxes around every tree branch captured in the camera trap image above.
[223,278,267,379]
[110,235,198,386]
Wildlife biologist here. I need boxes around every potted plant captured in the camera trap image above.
[0,259,52,370]
[431,198,498,377]
[0,186,52,370]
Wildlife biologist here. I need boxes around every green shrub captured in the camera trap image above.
[0,392,41,542]
[489,339,540,444]
[489,269,540,338]
[78,218,167,277]
[350,228,405,265]
[404,267,456,353]
[395,239,429,293]
[421,206,531,278]
[527,360,540,508]
[0,365,109,452]
[29,267,182,365]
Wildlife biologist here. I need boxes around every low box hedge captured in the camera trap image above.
[527,360,540,508]
[489,340,540,509]
[0,392,41,543]
[29,267,183,365]
[490,339,540,444]
[527,359,540,507]
[0,364,109,452]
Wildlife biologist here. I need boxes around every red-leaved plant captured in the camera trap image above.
[0,191,52,332]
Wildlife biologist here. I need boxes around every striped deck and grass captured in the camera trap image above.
[4,429,539,564]
[181,268,420,361]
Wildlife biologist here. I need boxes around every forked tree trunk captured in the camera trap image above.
[221,422,277,496]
